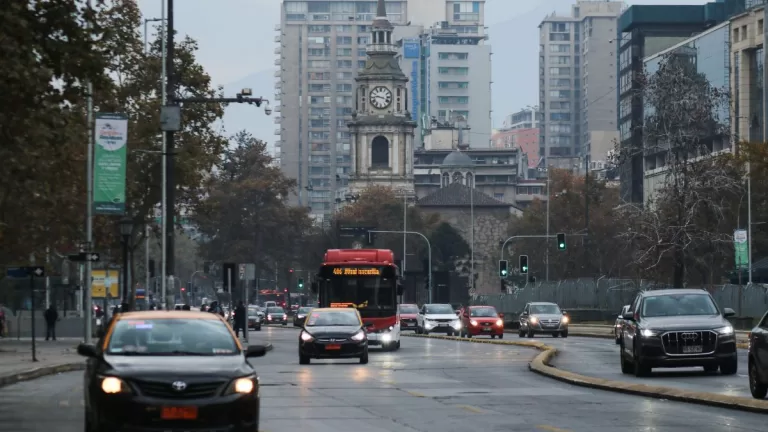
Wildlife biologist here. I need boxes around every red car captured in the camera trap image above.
[459,306,504,338]
[398,304,419,331]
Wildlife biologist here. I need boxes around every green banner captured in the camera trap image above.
[93,113,128,215]
[734,229,748,269]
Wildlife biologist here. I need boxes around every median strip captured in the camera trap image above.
[402,333,768,413]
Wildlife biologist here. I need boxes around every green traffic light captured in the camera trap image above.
[501,269,508,276]
[522,266,528,271]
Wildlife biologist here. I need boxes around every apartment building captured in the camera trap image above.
[538,1,622,171]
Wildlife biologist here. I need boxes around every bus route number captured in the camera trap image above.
[332,267,380,276]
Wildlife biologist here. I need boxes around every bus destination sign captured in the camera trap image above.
[331,267,380,276]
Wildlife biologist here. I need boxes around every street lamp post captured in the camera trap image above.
[119,217,133,306]
[143,17,163,53]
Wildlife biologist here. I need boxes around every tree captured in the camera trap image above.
[616,53,741,287]
[429,222,470,271]
[195,131,312,280]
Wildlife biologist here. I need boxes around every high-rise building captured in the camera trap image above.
[275,1,409,223]
[538,1,623,170]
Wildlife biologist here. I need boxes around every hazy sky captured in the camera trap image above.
[137,0,712,147]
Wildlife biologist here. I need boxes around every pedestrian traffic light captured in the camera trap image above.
[298,278,304,290]
[519,255,529,274]
[498,260,508,278]
[557,233,566,251]
[289,268,294,273]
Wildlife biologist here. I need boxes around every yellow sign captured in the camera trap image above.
[91,270,120,298]
[331,267,380,276]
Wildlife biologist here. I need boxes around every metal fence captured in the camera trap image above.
[471,278,768,320]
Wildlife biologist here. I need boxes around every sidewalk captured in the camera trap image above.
[0,337,84,388]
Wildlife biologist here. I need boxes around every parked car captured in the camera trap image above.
[748,310,768,398]
[615,305,630,344]
[619,289,737,377]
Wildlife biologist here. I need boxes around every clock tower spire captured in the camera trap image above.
[347,0,417,198]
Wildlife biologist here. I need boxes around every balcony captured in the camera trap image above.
[274,24,280,31]
[274,47,281,54]
[274,116,282,124]
[274,35,281,43]
[274,105,281,112]
[274,93,282,101]
[274,70,281,77]
[274,58,280,66]
[274,129,282,135]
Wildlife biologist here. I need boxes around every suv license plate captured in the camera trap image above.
[683,345,703,354]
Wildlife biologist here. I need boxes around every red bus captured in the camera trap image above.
[312,249,403,351]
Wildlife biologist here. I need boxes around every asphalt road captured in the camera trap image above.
[1,326,765,432]
[511,334,753,398]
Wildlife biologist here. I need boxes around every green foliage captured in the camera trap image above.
[429,222,470,270]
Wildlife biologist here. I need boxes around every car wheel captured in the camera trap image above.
[749,359,768,399]
[615,336,622,345]
[466,332,472,338]
[527,329,534,338]
[720,357,738,375]
[490,335,495,339]
[620,344,632,374]
[552,333,559,338]
[415,326,422,335]
[518,329,524,338]
[498,333,503,339]
[360,349,369,364]
[423,330,429,336]
[394,340,400,350]
[633,343,650,377]
[282,322,287,326]
[561,330,568,338]
[299,353,310,365]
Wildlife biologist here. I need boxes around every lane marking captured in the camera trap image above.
[58,400,70,407]
[536,425,571,432]
[404,390,425,397]
[458,405,485,414]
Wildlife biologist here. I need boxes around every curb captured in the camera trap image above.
[0,343,275,389]
[402,333,768,414]
[0,362,86,389]
[501,329,750,349]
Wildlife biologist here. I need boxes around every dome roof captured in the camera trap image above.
[442,150,474,167]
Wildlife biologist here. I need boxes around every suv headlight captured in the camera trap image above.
[300,331,314,342]
[715,325,734,335]
[224,375,256,395]
[529,316,539,324]
[561,316,569,324]
[350,330,366,341]
[452,320,462,329]
[640,329,659,337]
[424,319,435,328]
[100,376,132,394]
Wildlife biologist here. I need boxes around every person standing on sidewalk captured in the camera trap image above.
[44,305,58,341]
[233,301,246,338]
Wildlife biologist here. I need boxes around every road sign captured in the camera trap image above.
[68,252,100,262]
[238,264,246,281]
[468,288,476,295]
[6,266,44,278]
[244,263,256,280]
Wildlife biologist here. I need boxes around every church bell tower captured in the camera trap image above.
[347,0,416,196]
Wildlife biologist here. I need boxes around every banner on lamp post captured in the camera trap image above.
[734,229,748,269]
[93,113,128,215]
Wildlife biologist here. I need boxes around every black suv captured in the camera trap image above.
[748,310,768,399]
[619,289,737,377]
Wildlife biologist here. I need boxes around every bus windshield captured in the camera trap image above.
[327,276,395,310]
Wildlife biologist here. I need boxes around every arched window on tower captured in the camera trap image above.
[442,172,450,187]
[452,172,463,184]
[371,136,389,167]
[465,172,474,188]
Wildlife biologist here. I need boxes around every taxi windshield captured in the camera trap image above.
[531,304,560,315]
[267,307,285,314]
[399,304,418,314]
[106,318,238,356]
[305,311,359,327]
[470,307,497,317]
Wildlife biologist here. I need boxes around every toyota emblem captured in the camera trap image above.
[171,381,187,391]
[680,332,698,341]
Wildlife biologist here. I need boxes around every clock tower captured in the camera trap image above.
[347,0,416,197]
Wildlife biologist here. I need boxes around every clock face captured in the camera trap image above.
[369,86,392,109]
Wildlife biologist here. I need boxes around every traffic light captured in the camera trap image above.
[289,268,294,273]
[222,262,236,289]
[298,278,304,290]
[557,233,566,251]
[519,255,529,274]
[498,260,508,278]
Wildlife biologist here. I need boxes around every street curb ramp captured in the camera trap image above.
[0,342,274,389]
[402,333,768,414]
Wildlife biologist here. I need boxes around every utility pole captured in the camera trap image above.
[164,0,176,285]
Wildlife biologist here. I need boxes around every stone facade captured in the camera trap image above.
[419,206,510,295]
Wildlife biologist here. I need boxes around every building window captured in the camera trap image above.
[336,36,352,45]
[337,48,352,56]
[371,136,389,167]
[438,67,469,75]
[549,33,570,42]
[452,172,463,184]
[549,44,570,53]
[438,81,469,89]
[550,22,570,32]
[438,96,469,104]
[438,52,469,60]
[465,172,474,188]
[442,172,450,187]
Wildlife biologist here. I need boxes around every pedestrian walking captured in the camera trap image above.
[44,305,58,341]
[233,301,246,338]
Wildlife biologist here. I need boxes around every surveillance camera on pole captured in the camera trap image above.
[264,102,272,116]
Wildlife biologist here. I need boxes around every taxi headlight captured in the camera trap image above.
[100,376,131,394]
[224,376,257,395]
[470,320,478,326]
[715,325,734,335]
[561,316,569,324]
[350,330,366,341]
[529,316,538,324]
[300,331,314,342]
[496,319,504,327]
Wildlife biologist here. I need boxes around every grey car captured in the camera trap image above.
[619,289,737,377]
[518,302,569,338]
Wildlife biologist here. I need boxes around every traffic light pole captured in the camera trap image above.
[368,230,432,303]
[499,235,554,261]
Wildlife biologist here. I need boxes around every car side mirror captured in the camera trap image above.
[562,310,567,315]
[622,311,635,320]
[77,343,100,358]
[245,345,268,358]
[723,308,736,318]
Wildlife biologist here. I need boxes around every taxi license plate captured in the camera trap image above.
[325,344,341,350]
[161,407,198,420]
[683,345,703,354]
